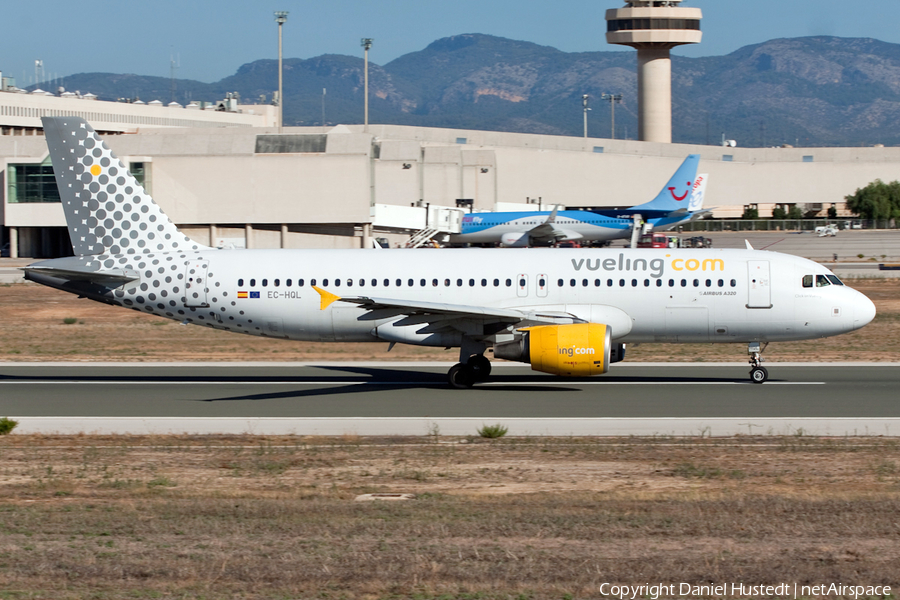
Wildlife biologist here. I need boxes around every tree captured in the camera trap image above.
[742,206,759,219]
[845,179,900,220]
[827,205,838,219]
[771,205,786,219]
[787,204,804,220]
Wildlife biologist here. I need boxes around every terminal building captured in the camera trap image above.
[1,72,897,258]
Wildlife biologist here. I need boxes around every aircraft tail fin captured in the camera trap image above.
[628,154,701,213]
[41,117,205,257]
[688,173,708,212]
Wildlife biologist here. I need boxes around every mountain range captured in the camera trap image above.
[41,34,900,147]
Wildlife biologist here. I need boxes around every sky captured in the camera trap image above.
[1,0,898,86]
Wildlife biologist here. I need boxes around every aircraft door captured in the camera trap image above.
[536,273,549,298]
[185,260,210,308]
[517,274,528,298]
[747,260,772,309]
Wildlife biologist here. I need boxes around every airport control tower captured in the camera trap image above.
[606,1,702,143]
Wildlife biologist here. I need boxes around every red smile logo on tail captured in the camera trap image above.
[669,181,693,201]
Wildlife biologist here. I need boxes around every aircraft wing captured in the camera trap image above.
[526,207,583,242]
[22,266,140,288]
[313,286,582,333]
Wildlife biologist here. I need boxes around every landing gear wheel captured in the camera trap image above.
[467,355,492,381]
[750,366,768,384]
[448,363,475,389]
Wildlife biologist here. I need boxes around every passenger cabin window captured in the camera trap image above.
[238,278,244,287]
[802,275,814,288]
[286,279,292,287]
[298,279,305,287]
[250,279,256,287]
[494,279,500,287]
[274,279,280,287]
[816,275,831,287]
[262,279,268,287]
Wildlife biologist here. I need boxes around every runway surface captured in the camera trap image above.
[2,362,899,436]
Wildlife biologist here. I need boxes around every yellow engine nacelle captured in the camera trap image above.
[493,323,613,377]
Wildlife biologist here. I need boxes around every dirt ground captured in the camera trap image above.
[0,435,898,599]
[0,279,898,363]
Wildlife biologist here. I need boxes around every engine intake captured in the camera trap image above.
[494,323,623,377]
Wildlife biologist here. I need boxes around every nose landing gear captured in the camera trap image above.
[748,341,769,384]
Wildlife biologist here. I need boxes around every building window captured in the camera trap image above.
[130,162,150,193]
[8,164,60,203]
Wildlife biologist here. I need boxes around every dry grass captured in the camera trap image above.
[0,435,899,598]
[0,279,898,363]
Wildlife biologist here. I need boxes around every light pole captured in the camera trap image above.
[601,93,623,139]
[582,94,591,139]
[361,38,373,133]
[274,11,288,132]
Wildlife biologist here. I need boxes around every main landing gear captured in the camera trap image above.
[448,354,492,389]
[748,341,768,384]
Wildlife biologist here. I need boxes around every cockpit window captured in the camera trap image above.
[816,275,831,287]
[826,275,844,286]
[802,275,813,288]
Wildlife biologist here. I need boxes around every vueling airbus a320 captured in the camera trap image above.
[25,117,875,387]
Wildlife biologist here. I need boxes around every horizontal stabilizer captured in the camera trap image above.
[22,266,140,287]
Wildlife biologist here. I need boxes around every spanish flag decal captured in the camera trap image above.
[237,291,248,299]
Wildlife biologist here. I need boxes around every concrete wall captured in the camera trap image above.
[3,123,900,257]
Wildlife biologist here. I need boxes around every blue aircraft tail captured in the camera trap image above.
[627,154,701,213]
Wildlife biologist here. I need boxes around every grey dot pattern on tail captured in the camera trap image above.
[43,117,203,258]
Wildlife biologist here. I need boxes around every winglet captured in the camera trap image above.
[745,240,754,250]
[546,205,560,223]
[312,286,341,310]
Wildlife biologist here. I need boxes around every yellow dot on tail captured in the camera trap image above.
[90,164,101,176]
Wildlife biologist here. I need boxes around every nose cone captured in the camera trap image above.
[852,292,876,331]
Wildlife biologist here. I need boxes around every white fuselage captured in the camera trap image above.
[87,247,873,348]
